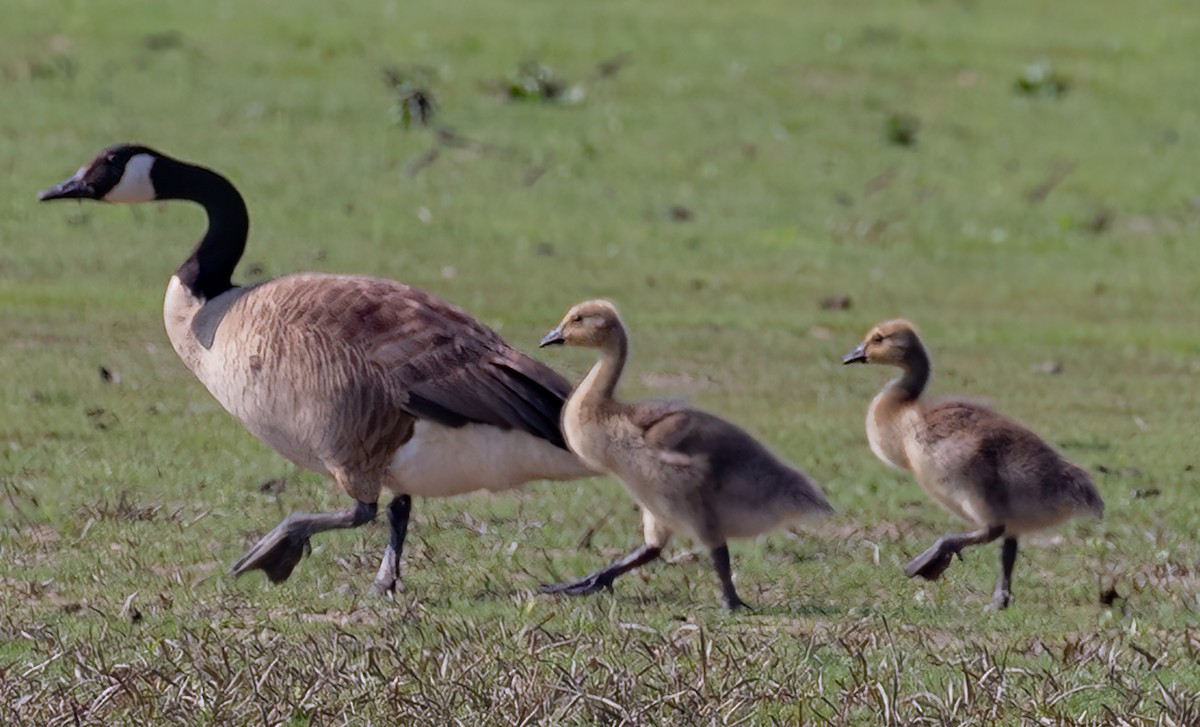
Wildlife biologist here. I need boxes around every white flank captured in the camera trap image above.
[388,420,588,497]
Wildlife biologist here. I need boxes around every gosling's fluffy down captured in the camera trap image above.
[540,299,832,610]
[844,319,1103,609]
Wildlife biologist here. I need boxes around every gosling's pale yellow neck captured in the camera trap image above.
[865,339,931,472]
[561,326,628,473]
[575,327,629,411]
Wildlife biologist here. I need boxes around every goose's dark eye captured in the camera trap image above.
[871,334,884,344]
[571,314,583,323]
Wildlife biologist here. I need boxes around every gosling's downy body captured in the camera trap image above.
[843,320,1104,609]
[39,145,593,594]
[539,300,832,610]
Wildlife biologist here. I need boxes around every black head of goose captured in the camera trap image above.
[40,144,594,595]
[537,299,833,610]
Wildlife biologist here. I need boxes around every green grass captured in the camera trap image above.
[3,0,1200,723]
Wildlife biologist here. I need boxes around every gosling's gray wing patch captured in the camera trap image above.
[633,404,698,468]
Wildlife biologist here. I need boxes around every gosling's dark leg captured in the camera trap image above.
[990,537,1019,610]
[540,545,662,597]
[904,524,1005,581]
[710,543,748,611]
[231,500,378,583]
[372,495,413,597]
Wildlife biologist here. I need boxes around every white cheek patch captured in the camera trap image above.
[103,153,157,203]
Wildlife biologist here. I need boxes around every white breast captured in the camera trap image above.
[163,275,204,368]
[162,276,327,472]
[163,276,258,416]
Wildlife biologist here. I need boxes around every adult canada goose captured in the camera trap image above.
[538,300,832,610]
[39,144,594,595]
[842,320,1104,609]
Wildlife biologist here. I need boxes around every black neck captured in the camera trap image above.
[154,158,249,300]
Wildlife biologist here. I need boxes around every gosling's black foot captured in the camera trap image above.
[539,571,615,597]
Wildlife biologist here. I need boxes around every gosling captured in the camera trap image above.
[843,320,1104,609]
[538,300,832,610]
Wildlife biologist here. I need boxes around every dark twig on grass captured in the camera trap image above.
[403,126,542,182]
[1027,162,1076,204]
[1129,642,1163,668]
[3,479,34,523]
[522,154,554,188]
[591,53,632,81]
[403,147,441,177]
[864,167,897,196]
[575,507,615,550]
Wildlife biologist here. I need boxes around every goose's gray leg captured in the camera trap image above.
[710,543,748,611]
[904,524,1005,581]
[372,495,412,597]
[231,500,378,583]
[990,537,1019,610]
[540,544,663,596]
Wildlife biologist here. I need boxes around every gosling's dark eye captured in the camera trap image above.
[871,334,884,344]
[571,314,583,323]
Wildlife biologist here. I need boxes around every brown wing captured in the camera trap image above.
[265,274,573,449]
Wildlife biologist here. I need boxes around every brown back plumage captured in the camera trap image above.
[239,274,574,449]
[545,297,832,543]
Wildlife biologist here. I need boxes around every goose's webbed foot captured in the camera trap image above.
[231,500,378,583]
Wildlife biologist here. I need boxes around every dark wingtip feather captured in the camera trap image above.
[403,350,572,450]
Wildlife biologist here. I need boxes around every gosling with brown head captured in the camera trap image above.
[539,300,833,610]
[843,320,1104,610]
